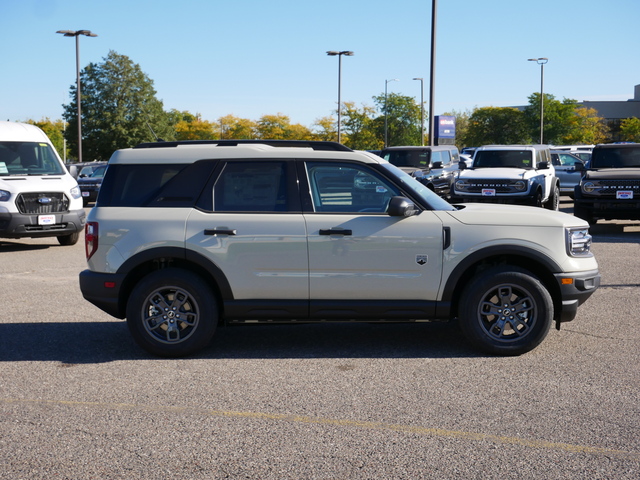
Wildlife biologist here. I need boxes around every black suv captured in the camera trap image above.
[573,143,640,224]
[381,146,461,199]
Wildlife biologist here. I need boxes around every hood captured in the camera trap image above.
[445,203,587,228]
[584,168,640,180]
[459,167,528,179]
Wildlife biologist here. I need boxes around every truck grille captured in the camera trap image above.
[466,179,515,194]
[16,192,69,214]
[598,179,640,195]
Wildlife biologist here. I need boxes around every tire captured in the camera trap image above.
[545,183,560,211]
[530,190,543,208]
[126,268,218,357]
[458,266,553,356]
[57,231,80,246]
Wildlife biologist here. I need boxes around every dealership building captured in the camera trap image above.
[579,84,640,140]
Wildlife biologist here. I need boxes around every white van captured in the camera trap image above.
[0,121,85,245]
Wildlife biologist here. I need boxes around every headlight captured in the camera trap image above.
[0,189,10,202]
[70,186,82,199]
[455,180,469,191]
[513,180,526,191]
[582,181,598,193]
[566,227,592,257]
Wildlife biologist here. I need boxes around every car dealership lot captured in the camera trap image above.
[1,204,639,479]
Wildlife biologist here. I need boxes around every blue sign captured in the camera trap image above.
[435,115,456,139]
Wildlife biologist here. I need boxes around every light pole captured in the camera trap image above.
[528,57,548,144]
[384,78,399,147]
[57,29,98,163]
[326,50,353,143]
[413,77,425,146]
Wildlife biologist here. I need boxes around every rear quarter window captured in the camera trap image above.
[97,160,216,207]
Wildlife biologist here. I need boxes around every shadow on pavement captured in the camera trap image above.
[0,320,478,364]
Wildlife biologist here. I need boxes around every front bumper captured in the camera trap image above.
[554,269,600,323]
[0,208,86,239]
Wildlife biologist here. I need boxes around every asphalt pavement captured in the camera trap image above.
[1,201,638,479]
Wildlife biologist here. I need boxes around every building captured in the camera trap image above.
[579,84,640,140]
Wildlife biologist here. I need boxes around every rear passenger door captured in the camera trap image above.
[185,160,309,301]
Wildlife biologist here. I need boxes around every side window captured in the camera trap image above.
[306,162,400,213]
[213,161,288,212]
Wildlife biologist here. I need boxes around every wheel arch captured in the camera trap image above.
[440,245,563,321]
[115,247,233,320]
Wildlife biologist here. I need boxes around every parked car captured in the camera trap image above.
[381,145,461,199]
[77,164,108,206]
[551,150,585,197]
[79,139,599,358]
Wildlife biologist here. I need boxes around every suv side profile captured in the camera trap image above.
[573,143,640,224]
[79,140,599,358]
[381,145,461,199]
[451,145,560,210]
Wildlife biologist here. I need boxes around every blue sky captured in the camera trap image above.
[2,0,639,129]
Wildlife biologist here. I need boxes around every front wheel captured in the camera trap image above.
[458,266,553,355]
[57,231,80,246]
[126,269,218,357]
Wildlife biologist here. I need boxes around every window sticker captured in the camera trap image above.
[0,163,8,174]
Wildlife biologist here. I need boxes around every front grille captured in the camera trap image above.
[598,179,640,196]
[16,192,69,214]
[466,179,517,194]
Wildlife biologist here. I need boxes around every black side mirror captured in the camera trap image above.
[458,160,466,170]
[538,161,549,169]
[431,161,443,169]
[575,162,586,171]
[388,196,418,217]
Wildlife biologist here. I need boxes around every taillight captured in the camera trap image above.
[85,222,99,260]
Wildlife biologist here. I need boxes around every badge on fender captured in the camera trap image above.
[416,255,428,265]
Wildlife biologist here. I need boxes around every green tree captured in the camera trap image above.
[523,93,578,145]
[63,50,174,161]
[619,117,640,142]
[442,109,473,147]
[372,93,421,146]
[463,107,530,146]
[255,114,312,140]
[312,116,337,141]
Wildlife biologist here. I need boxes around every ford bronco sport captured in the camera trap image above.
[79,140,600,357]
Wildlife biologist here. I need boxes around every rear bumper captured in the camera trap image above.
[79,269,127,319]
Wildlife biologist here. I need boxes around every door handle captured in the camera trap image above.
[204,228,237,236]
[319,228,352,236]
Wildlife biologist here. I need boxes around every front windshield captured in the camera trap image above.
[384,150,430,168]
[380,163,456,211]
[590,146,640,168]
[473,150,533,169]
[0,142,65,176]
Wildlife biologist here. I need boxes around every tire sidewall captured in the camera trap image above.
[459,266,553,355]
[126,268,218,357]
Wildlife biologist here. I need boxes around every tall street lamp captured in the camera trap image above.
[413,77,425,146]
[57,29,98,163]
[326,50,354,144]
[528,57,548,144]
[384,78,399,147]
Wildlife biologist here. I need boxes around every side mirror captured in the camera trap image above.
[458,160,466,170]
[538,161,549,169]
[388,196,418,217]
[431,161,443,169]
[575,161,586,171]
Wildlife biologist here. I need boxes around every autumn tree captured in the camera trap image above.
[523,93,578,144]
[562,107,609,145]
[219,115,257,139]
[27,118,68,160]
[341,102,381,150]
[255,114,312,139]
[63,50,174,161]
[619,117,640,142]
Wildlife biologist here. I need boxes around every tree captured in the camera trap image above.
[442,109,473,147]
[312,116,337,141]
[463,107,530,146]
[27,118,68,161]
[340,102,381,150]
[619,117,640,142]
[219,115,257,139]
[63,50,174,161]
[255,114,312,140]
[372,93,421,146]
[562,107,609,145]
[523,93,578,145]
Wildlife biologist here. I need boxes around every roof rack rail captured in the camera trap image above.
[134,139,353,152]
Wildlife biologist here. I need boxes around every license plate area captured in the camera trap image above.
[481,188,496,197]
[38,215,56,225]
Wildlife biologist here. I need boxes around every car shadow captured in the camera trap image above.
[0,321,479,364]
[0,241,52,251]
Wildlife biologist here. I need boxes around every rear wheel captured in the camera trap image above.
[126,269,218,357]
[545,183,560,210]
[458,266,553,355]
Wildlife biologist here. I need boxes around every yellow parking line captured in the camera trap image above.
[2,397,637,460]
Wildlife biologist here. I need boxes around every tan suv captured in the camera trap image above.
[79,140,600,357]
